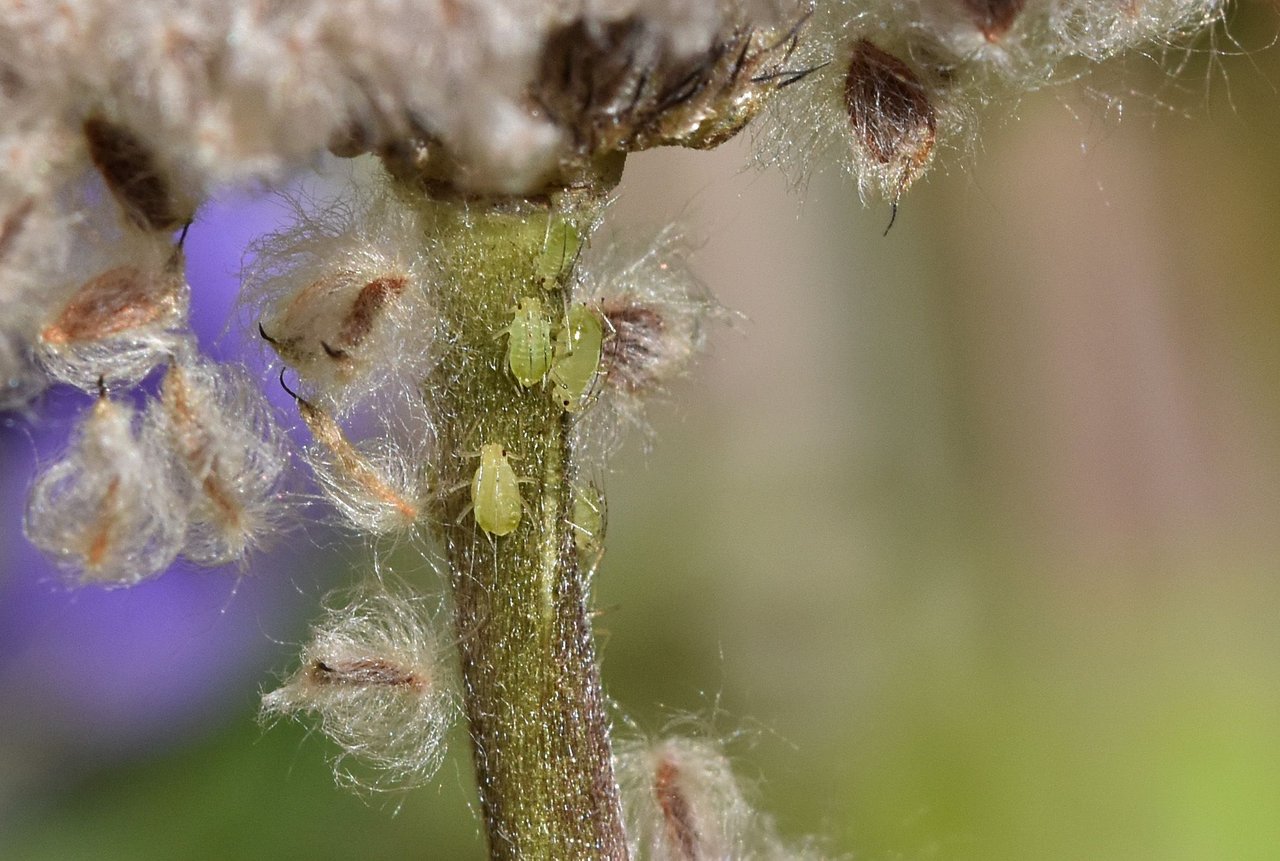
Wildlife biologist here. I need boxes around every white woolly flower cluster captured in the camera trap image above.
[757,0,1224,200]
[1,0,1222,407]
[24,351,289,586]
[261,586,456,792]
[0,0,755,200]
[572,224,728,454]
[245,186,436,536]
[617,734,825,860]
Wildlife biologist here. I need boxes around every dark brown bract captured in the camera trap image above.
[843,40,937,197]
[83,116,191,232]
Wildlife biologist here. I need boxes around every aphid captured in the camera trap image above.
[535,217,582,289]
[83,115,190,232]
[571,480,606,571]
[470,443,524,536]
[501,297,553,387]
[550,303,605,412]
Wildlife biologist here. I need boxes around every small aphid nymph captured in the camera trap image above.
[535,217,582,289]
[470,443,524,536]
[501,297,553,387]
[550,303,605,412]
[571,480,606,571]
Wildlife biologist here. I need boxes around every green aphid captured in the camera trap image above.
[571,481,606,570]
[470,443,524,536]
[502,297,553,387]
[550,303,605,412]
[535,217,582,290]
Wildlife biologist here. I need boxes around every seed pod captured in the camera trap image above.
[261,588,455,791]
[40,264,184,346]
[151,360,288,566]
[83,115,191,232]
[293,393,423,534]
[843,40,937,200]
[0,197,34,263]
[262,271,411,369]
[617,736,758,861]
[37,251,190,390]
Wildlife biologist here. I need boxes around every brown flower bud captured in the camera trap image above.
[843,40,937,200]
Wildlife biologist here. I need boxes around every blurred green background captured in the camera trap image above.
[6,7,1280,859]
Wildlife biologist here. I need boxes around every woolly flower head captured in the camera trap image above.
[247,187,436,413]
[617,734,822,860]
[289,389,432,536]
[24,394,185,587]
[147,357,291,566]
[261,586,455,792]
[571,224,727,451]
[755,0,1222,199]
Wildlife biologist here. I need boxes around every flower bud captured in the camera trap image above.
[149,359,289,566]
[25,394,184,586]
[262,587,454,791]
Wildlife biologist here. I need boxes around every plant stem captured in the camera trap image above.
[415,195,626,860]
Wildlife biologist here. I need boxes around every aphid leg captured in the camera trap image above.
[454,499,475,525]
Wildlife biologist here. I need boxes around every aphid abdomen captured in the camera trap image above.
[471,444,523,536]
[504,297,553,387]
[550,303,605,412]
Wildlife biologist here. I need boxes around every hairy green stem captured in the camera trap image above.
[414,195,626,860]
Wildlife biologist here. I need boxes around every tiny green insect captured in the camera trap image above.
[571,480,606,570]
[470,443,524,536]
[550,303,605,412]
[534,216,582,290]
[502,297,553,387]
